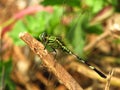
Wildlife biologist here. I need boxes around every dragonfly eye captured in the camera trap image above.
[39,32,48,43]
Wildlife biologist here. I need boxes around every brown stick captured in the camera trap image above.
[105,69,114,90]
[19,32,83,90]
[84,31,111,51]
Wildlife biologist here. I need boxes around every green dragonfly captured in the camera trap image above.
[39,32,107,78]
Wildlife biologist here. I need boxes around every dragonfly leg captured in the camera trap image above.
[51,47,57,60]
[44,40,49,50]
[50,47,58,68]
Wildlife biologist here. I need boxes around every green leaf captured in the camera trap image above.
[107,0,118,6]
[9,6,64,46]
[67,13,86,55]
[86,24,103,34]
[85,0,105,13]
[8,20,26,46]
[41,0,80,7]
[24,11,51,36]
[46,6,64,34]
[0,60,15,90]
[72,22,85,55]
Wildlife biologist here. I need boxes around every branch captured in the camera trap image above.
[105,69,114,90]
[19,32,83,90]
[84,31,111,51]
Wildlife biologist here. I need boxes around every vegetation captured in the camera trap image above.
[1,0,120,90]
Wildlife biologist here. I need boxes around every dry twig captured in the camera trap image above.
[105,69,114,90]
[84,31,111,51]
[67,58,120,88]
[19,32,83,90]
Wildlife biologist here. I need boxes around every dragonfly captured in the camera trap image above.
[39,32,107,78]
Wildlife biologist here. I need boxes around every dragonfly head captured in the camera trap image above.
[39,32,48,43]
